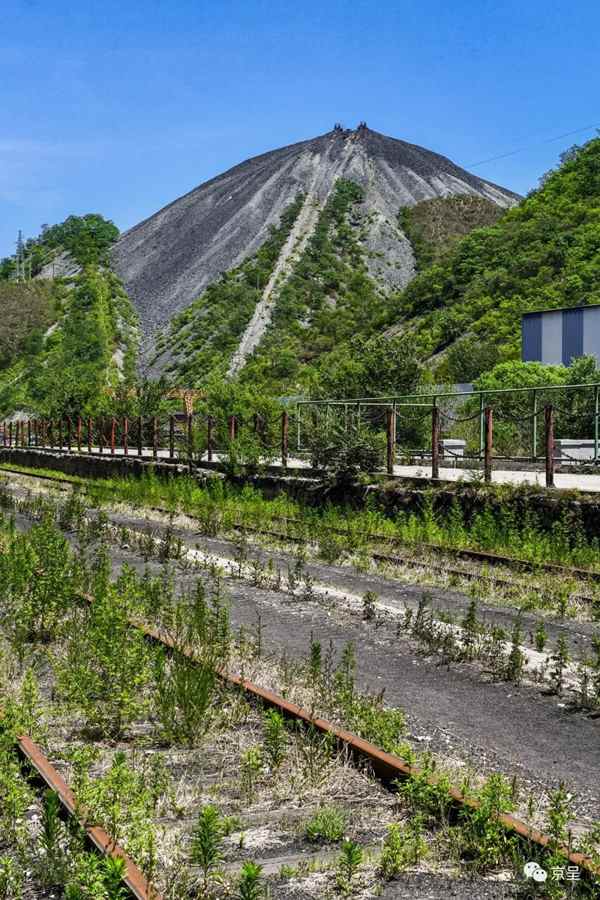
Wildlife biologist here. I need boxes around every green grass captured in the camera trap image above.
[4,462,600,573]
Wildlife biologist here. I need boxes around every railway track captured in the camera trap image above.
[9,732,159,900]
[2,469,600,891]
[2,463,599,612]
[2,462,599,587]
[96,596,600,884]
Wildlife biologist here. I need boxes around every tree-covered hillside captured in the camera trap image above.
[0,215,140,418]
[0,267,139,418]
[390,138,600,384]
[0,214,119,280]
[399,195,505,271]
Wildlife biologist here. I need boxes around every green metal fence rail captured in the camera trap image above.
[296,382,600,463]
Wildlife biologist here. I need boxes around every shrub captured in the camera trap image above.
[305,807,347,843]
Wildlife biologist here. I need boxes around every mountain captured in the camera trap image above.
[110,124,519,370]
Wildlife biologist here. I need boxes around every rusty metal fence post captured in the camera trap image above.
[385,407,396,475]
[137,416,143,456]
[152,416,158,459]
[431,405,440,479]
[123,417,129,456]
[281,411,289,468]
[545,405,555,488]
[27,419,31,447]
[110,417,116,455]
[169,415,175,459]
[88,417,93,453]
[58,419,63,451]
[187,414,193,472]
[76,416,82,453]
[207,416,214,462]
[228,415,237,442]
[66,416,72,452]
[484,406,493,483]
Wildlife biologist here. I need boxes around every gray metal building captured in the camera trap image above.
[522,304,600,366]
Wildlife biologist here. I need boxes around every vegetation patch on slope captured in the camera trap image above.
[399,195,505,271]
[0,267,138,417]
[389,139,600,384]
[156,195,305,382]
[237,179,421,398]
[0,214,119,280]
[0,281,62,370]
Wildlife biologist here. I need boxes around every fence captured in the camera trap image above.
[0,412,295,471]
[3,383,600,486]
[296,382,600,484]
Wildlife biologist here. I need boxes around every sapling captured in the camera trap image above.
[39,790,66,887]
[461,599,479,660]
[191,805,224,893]
[237,861,264,900]
[309,638,322,681]
[505,619,525,684]
[546,783,571,850]
[100,857,127,899]
[362,591,377,622]
[534,620,547,652]
[241,747,263,801]
[263,709,287,771]
[0,856,23,900]
[379,816,428,878]
[302,572,316,603]
[337,840,363,892]
[462,773,516,870]
[591,636,600,705]
[549,636,570,695]
[576,663,591,707]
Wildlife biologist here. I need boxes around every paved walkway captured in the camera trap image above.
[392,463,600,492]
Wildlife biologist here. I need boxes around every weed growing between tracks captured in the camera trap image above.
[7,482,600,721]
[4,464,600,574]
[0,512,600,897]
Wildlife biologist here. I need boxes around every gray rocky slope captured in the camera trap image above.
[111,125,520,362]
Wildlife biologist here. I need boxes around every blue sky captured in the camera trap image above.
[1,0,599,257]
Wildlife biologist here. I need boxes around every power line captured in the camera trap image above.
[468,123,600,168]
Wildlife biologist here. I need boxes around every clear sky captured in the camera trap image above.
[1,0,599,257]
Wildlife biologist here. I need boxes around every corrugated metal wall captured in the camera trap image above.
[522,306,600,365]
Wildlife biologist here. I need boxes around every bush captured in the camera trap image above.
[305,807,347,843]
[308,414,385,485]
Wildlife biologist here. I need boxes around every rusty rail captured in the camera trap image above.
[128,614,600,882]
[2,463,600,589]
[15,734,160,900]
